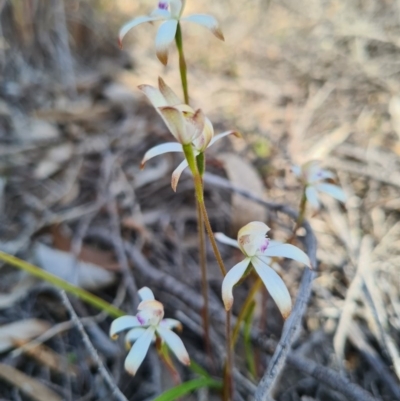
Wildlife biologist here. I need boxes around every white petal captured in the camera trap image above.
[119,15,164,47]
[171,159,189,192]
[305,186,320,210]
[110,316,141,340]
[291,165,302,178]
[316,183,346,203]
[158,77,182,106]
[160,318,183,331]
[181,14,224,40]
[138,85,168,108]
[221,258,251,310]
[150,8,171,18]
[214,233,240,249]
[156,326,190,365]
[158,107,186,143]
[170,0,184,17]
[125,327,148,346]
[252,257,292,319]
[208,130,240,148]
[138,287,155,301]
[141,143,183,168]
[263,241,311,268]
[124,327,155,375]
[155,19,178,65]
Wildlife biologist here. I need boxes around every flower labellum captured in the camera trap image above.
[215,221,311,319]
[110,287,190,375]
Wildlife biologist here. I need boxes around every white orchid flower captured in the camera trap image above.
[139,78,239,191]
[292,161,346,210]
[215,222,311,319]
[119,0,224,65]
[110,287,189,376]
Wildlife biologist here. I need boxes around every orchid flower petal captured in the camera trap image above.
[181,14,224,41]
[305,186,320,210]
[124,327,155,375]
[138,84,168,108]
[183,108,205,143]
[155,19,178,65]
[158,77,182,106]
[263,241,311,268]
[125,327,149,347]
[221,258,251,310]
[309,169,335,183]
[138,287,155,301]
[316,183,346,203]
[170,0,184,18]
[119,15,164,47]
[158,107,186,143]
[141,142,183,168]
[192,117,214,152]
[214,233,240,249]
[156,326,190,365]
[110,316,141,339]
[150,8,170,18]
[291,165,302,178]
[208,130,240,147]
[160,318,183,331]
[252,257,292,319]
[171,159,189,192]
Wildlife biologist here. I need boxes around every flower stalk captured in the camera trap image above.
[175,22,189,104]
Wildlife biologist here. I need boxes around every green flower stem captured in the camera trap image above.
[232,277,262,347]
[196,152,205,177]
[0,251,124,318]
[175,22,189,105]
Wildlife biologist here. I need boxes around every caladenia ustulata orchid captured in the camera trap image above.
[110,287,190,376]
[119,0,224,65]
[139,77,240,191]
[292,160,346,211]
[215,222,312,319]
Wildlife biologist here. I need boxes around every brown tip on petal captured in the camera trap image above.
[158,76,166,87]
[224,300,233,311]
[183,357,191,366]
[232,131,242,138]
[110,334,118,340]
[282,309,292,320]
[214,28,225,41]
[118,37,123,49]
[157,52,168,66]
[140,162,146,170]
[126,367,137,376]
[171,172,179,192]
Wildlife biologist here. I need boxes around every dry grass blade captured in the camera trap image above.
[0,363,63,401]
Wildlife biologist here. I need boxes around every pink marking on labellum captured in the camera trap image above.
[137,314,145,325]
[158,1,168,10]
[260,238,270,253]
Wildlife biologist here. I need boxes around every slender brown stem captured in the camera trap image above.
[288,190,307,243]
[196,200,212,359]
[156,339,181,385]
[223,310,233,401]
[198,198,227,277]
